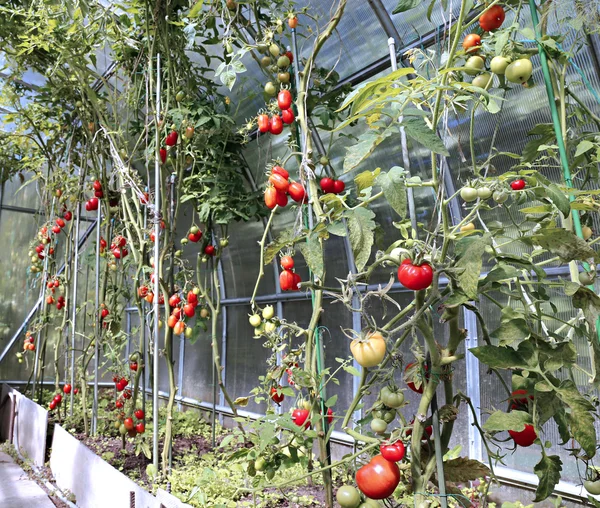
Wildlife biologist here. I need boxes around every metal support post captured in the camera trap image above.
[92,201,101,435]
[69,200,81,415]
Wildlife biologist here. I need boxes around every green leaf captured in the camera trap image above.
[533,228,600,262]
[343,127,395,172]
[402,117,449,156]
[325,395,338,408]
[442,457,491,482]
[188,0,205,17]
[469,341,535,370]
[575,139,595,157]
[265,229,302,265]
[354,168,381,196]
[327,222,347,237]
[392,0,421,13]
[522,124,555,162]
[344,208,377,271]
[490,318,530,346]
[482,263,519,284]
[556,380,597,457]
[343,364,361,377]
[483,410,532,432]
[299,232,324,279]
[375,166,407,218]
[533,454,562,502]
[452,234,491,299]
[545,183,571,218]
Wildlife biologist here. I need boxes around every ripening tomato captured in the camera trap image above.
[462,33,481,52]
[277,89,293,110]
[281,109,295,124]
[280,269,295,291]
[270,115,283,135]
[281,255,294,270]
[167,314,178,329]
[271,387,285,404]
[288,16,298,29]
[269,173,290,193]
[380,441,405,462]
[275,190,288,207]
[320,177,335,194]
[397,259,433,290]
[160,148,167,164]
[123,417,135,431]
[165,130,178,146]
[174,320,186,335]
[333,180,345,194]
[292,408,310,429]
[264,187,277,209]
[288,182,306,203]
[350,331,386,368]
[510,179,526,190]
[356,455,400,500]
[509,423,537,447]
[479,5,505,31]
[258,114,270,133]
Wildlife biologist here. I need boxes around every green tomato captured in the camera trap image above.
[184,327,193,339]
[472,72,492,89]
[490,56,510,75]
[277,55,291,68]
[266,468,275,480]
[464,55,485,76]
[175,91,185,102]
[249,314,262,327]
[370,418,388,434]
[505,59,533,84]
[382,410,396,424]
[269,44,280,57]
[380,386,405,408]
[584,480,600,495]
[262,305,275,320]
[336,485,361,508]
[255,457,266,471]
[358,500,381,508]
[119,424,127,436]
[460,187,478,202]
[372,410,383,419]
[477,186,492,199]
[189,226,200,234]
[493,190,508,203]
[579,271,594,286]
[260,56,271,68]
[264,82,277,96]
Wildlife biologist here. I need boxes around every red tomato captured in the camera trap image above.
[280,269,295,291]
[130,362,138,371]
[285,51,294,63]
[292,272,301,291]
[270,115,284,135]
[101,308,109,319]
[397,259,433,290]
[333,180,345,194]
[49,400,57,410]
[479,5,505,31]
[269,173,290,193]
[52,225,61,234]
[135,422,145,434]
[187,291,198,306]
[292,408,310,429]
[288,182,306,203]
[277,89,293,110]
[320,177,335,194]
[404,362,428,393]
[63,384,72,394]
[326,407,333,425]
[510,179,526,190]
[169,294,181,307]
[95,189,104,199]
[140,192,150,205]
[462,33,481,52]
[134,409,145,419]
[356,455,400,500]
[270,387,285,404]
[405,421,433,439]
[165,130,178,146]
[160,148,167,164]
[281,109,295,124]
[63,211,72,221]
[183,303,195,318]
[124,417,135,431]
[510,389,533,410]
[257,114,270,133]
[204,245,216,256]
[188,231,202,243]
[281,255,294,270]
[271,165,289,179]
[138,285,148,298]
[115,399,124,409]
[46,296,55,305]
[380,442,405,462]
[93,180,102,191]
[100,237,107,249]
[509,424,537,447]
[264,187,277,209]
[275,190,288,207]
[54,394,62,404]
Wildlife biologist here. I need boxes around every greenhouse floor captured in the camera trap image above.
[0,451,55,508]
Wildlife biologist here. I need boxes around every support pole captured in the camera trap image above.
[92,199,101,435]
[69,200,81,416]
[152,53,161,475]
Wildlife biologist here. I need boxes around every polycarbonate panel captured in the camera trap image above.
[2,172,42,209]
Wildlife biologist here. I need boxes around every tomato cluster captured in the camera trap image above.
[319,177,345,195]
[264,165,306,209]
[22,331,35,353]
[48,393,63,411]
[110,235,129,259]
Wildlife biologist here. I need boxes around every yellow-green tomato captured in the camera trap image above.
[505,59,533,84]
[493,190,508,203]
[264,321,277,333]
[359,500,381,508]
[371,418,388,434]
[380,386,405,408]
[464,55,485,76]
[460,222,476,232]
[579,271,594,286]
[260,56,271,68]
[264,82,277,96]
[584,480,600,495]
[460,187,478,202]
[255,457,266,471]
[477,186,492,199]
[336,485,361,508]
[350,331,386,368]
[472,73,492,89]
[262,305,275,320]
[490,56,510,75]
[582,225,593,240]
[184,327,193,339]
[249,314,262,327]
[269,44,280,57]
[277,55,290,68]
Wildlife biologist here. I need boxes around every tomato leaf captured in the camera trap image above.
[483,410,532,432]
[556,380,597,457]
[343,364,361,377]
[344,208,377,271]
[392,0,421,14]
[375,166,407,218]
[188,0,205,18]
[469,341,535,370]
[325,395,337,408]
[354,168,381,197]
[533,454,562,502]
[533,227,600,262]
[545,183,571,218]
[402,117,450,156]
[451,234,491,299]
[299,232,324,279]
[490,318,530,346]
[343,127,396,173]
[575,139,595,157]
[442,457,491,483]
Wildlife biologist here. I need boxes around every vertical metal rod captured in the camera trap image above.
[32,197,56,401]
[152,53,161,473]
[92,201,101,435]
[216,256,227,419]
[69,200,81,415]
[142,189,148,415]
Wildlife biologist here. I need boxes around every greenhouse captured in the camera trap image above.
[0,0,600,506]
